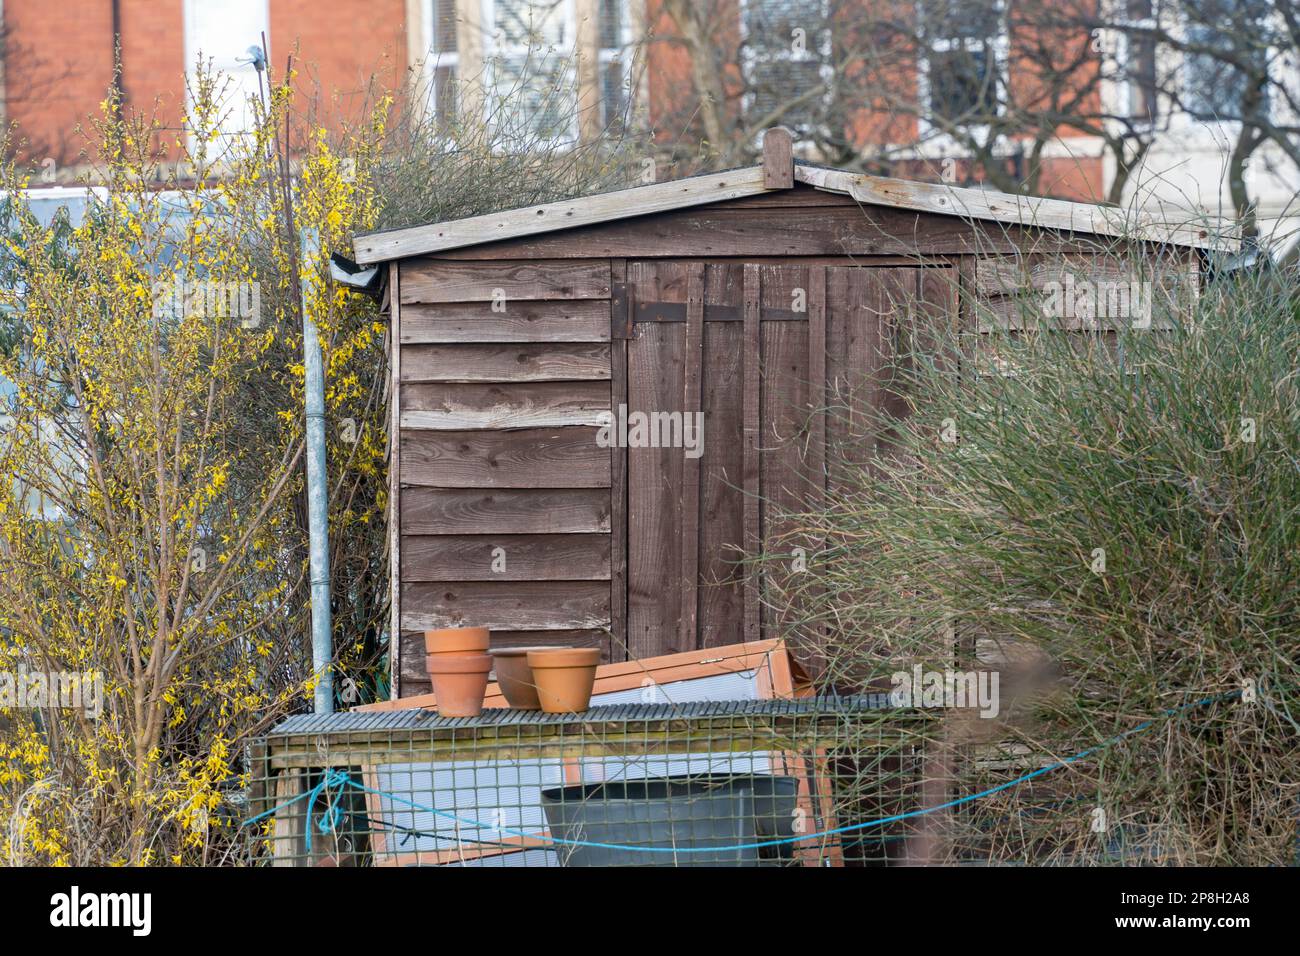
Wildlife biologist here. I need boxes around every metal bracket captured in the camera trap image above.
[634,301,804,323]
[611,281,635,339]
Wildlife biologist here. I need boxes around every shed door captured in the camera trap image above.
[619,260,955,661]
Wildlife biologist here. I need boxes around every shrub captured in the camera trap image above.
[771,252,1299,865]
[0,51,643,864]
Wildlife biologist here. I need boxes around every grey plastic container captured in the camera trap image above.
[691,773,801,863]
[540,774,798,867]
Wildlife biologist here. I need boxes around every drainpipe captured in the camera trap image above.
[301,228,333,713]
[0,1,8,135]
[111,0,124,114]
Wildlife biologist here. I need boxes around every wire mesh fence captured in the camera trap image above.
[243,696,941,867]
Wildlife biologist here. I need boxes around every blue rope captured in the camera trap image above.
[244,690,1242,855]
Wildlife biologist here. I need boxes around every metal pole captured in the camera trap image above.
[301,228,333,713]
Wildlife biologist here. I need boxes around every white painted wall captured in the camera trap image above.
[1117,126,1300,255]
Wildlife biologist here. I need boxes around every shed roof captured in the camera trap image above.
[354,143,1235,265]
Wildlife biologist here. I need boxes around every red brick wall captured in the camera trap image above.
[3,0,1103,200]
[4,0,414,169]
[269,0,410,132]
[119,0,186,159]
[1039,156,1105,203]
[5,0,118,165]
[644,0,1106,201]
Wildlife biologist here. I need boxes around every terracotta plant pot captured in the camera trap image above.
[526,647,602,714]
[424,626,490,657]
[489,647,551,710]
[424,653,492,717]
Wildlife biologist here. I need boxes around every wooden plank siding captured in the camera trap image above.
[741,264,763,643]
[962,250,1200,382]
[391,251,963,693]
[401,488,610,535]
[697,265,747,649]
[402,534,612,581]
[388,264,403,696]
[395,258,615,692]
[803,267,830,672]
[400,381,610,430]
[399,580,611,631]
[678,264,705,648]
[385,205,1189,698]
[968,252,1195,333]
[625,261,686,659]
[757,264,813,642]
[431,201,984,261]
[400,300,610,343]
[400,344,611,383]
[400,429,610,488]
[400,259,611,302]
[615,258,955,663]
[609,259,630,662]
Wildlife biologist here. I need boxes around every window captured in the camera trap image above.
[1183,0,1271,121]
[426,0,460,124]
[741,0,832,136]
[918,0,1007,128]
[598,0,633,130]
[483,0,578,144]
[436,0,631,145]
[1118,0,1159,121]
[183,0,270,150]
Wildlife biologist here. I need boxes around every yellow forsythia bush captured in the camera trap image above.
[0,67,389,864]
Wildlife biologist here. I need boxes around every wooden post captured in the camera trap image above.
[808,267,827,513]
[742,264,762,642]
[271,769,307,867]
[806,267,828,671]
[679,264,705,648]
[389,263,403,698]
[762,127,794,190]
[904,736,953,866]
[610,260,630,661]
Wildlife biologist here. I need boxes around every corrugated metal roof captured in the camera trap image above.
[267,694,898,737]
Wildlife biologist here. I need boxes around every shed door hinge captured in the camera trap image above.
[611,281,635,339]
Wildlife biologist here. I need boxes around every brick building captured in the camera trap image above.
[2,0,409,168]
[1,1,1293,245]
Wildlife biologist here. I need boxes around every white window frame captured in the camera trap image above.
[738,0,835,142]
[597,0,636,128]
[916,0,1010,151]
[182,0,271,153]
[1113,0,1161,125]
[423,0,462,122]
[480,0,581,148]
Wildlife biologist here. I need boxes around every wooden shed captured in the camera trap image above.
[354,130,1224,698]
